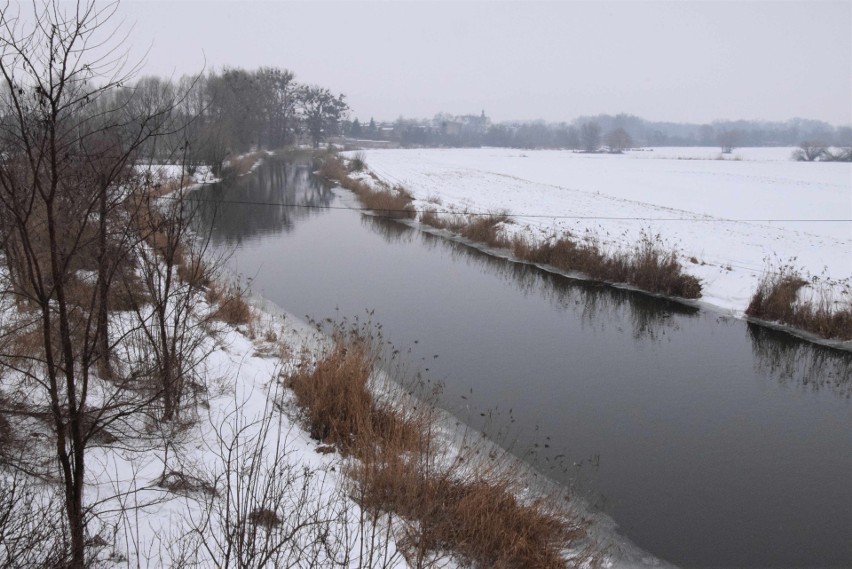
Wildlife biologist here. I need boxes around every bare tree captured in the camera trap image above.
[129,175,218,422]
[162,389,403,569]
[257,67,299,148]
[0,469,70,567]
[0,2,188,565]
[605,127,633,153]
[580,122,601,153]
[792,141,827,162]
[717,129,742,153]
[297,85,349,148]
[823,147,852,162]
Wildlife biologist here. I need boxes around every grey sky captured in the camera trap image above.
[119,0,852,125]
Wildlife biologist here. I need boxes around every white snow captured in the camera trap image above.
[91,299,420,567]
[13,146,839,567]
[137,163,217,185]
[355,147,851,323]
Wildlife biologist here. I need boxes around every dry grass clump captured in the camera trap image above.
[420,209,512,249]
[351,453,582,569]
[284,323,591,567]
[746,270,807,323]
[319,155,415,220]
[286,328,421,452]
[421,204,700,299]
[176,257,213,289]
[147,176,186,198]
[626,237,702,299]
[211,283,253,327]
[158,470,217,496]
[511,232,702,299]
[353,184,416,220]
[418,208,461,233]
[513,235,605,277]
[457,213,512,248]
[348,151,367,172]
[64,270,151,313]
[223,151,265,177]
[419,208,443,228]
[746,268,852,340]
[317,153,349,181]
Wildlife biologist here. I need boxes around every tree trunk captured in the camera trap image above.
[96,184,111,377]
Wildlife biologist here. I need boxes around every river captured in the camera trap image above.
[192,157,851,568]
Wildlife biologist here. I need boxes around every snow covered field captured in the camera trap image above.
[357,147,851,324]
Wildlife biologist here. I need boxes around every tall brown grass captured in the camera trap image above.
[325,151,700,300]
[284,323,592,567]
[421,207,700,299]
[511,232,701,299]
[210,282,253,327]
[318,155,415,220]
[422,208,512,249]
[286,325,422,453]
[746,268,852,340]
[223,151,266,178]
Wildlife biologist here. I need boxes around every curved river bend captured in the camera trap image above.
[193,159,851,568]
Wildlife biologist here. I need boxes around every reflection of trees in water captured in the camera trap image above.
[361,215,697,343]
[192,158,334,246]
[748,323,851,398]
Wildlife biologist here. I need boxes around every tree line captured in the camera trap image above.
[345,112,852,153]
[0,2,352,565]
[123,68,347,176]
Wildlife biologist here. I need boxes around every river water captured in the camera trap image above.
[193,158,851,568]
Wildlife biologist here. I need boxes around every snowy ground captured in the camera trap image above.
[355,147,851,327]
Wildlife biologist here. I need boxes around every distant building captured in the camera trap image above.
[441,110,489,136]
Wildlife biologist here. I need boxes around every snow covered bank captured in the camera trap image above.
[354,147,851,341]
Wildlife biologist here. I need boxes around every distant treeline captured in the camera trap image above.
[344,112,852,151]
[121,68,347,174]
[110,70,849,159]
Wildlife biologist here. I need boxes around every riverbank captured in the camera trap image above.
[141,162,637,568]
[336,148,851,346]
[185,154,852,566]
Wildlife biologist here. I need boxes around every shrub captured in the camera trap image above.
[348,151,367,172]
[512,232,701,299]
[627,236,702,298]
[350,453,583,569]
[792,142,827,162]
[212,283,253,326]
[456,212,512,248]
[823,147,852,162]
[746,267,852,340]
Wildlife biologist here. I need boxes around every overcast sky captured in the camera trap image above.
[117,0,852,125]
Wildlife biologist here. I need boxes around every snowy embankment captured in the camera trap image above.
[355,147,851,336]
[0,156,413,567]
[89,302,384,565]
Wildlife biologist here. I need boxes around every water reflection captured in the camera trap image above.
[194,162,852,567]
[194,158,334,246]
[748,323,851,397]
[361,215,852,396]
[362,214,698,344]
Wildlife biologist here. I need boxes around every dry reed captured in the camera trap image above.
[746,268,852,340]
[284,323,592,567]
[509,232,701,299]
[319,155,416,220]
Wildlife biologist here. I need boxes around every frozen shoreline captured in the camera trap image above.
[244,292,674,569]
[348,147,851,348]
